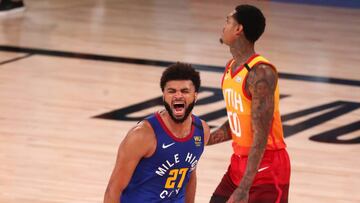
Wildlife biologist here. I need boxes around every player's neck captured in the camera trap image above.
[162,111,192,138]
[230,38,255,66]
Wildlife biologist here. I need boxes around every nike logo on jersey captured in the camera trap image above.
[162,142,175,149]
[258,166,269,172]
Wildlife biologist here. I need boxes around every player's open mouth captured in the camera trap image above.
[173,102,185,116]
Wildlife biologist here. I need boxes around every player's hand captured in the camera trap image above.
[226,187,249,203]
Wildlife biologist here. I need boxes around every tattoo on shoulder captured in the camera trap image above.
[247,64,277,95]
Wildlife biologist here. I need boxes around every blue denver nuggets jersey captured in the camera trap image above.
[121,112,205,203]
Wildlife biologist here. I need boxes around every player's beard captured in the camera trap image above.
[163,100,195,124]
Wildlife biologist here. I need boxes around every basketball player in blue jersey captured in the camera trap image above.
[104,62,210,203]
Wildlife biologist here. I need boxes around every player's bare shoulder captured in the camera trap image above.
[130,120,155,138]
[246,63,277,95]
[123,120,157,157]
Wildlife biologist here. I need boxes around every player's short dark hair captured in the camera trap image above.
[160,62,201,92]
[233,4,266,43]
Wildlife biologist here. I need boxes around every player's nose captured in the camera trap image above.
[174,91,183,98]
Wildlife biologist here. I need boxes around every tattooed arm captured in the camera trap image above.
[227,64,277,203]
[206,120,232,145]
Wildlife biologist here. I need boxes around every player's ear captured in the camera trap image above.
[235,24,243,35]
[194,92,198,103]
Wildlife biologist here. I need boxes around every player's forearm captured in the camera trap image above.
[207,121,232,145]
[185,171,197,203]
[238,132,268,191]
[237,112,271,191]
